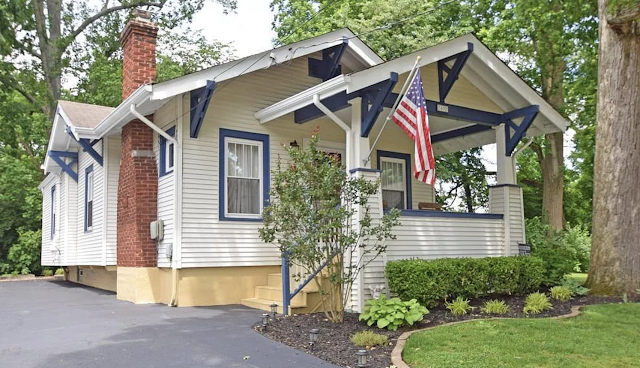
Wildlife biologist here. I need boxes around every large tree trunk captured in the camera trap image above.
[587,0,640,295]
[541,132,564,229]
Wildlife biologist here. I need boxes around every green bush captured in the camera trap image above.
[386,256,544,308]
[350,330,388,347]
[526,217,592,286]
[523,292,553,314]
[550,286,572,302]
[561,277,590,296]
[481,299,510,314]
[42,269,53,277]
[55,268,65,276]
[445,296,473,316]
[4,229,43,275]
[358,294,429,331]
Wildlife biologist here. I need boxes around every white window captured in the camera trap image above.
[86,170,94,231]
[225,137,263,218]
[380,157,407,210]
[51,186,57,239]
[166,139,174,173]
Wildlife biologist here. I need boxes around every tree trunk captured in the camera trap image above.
[587,0,640,295]
[541,132,564,229]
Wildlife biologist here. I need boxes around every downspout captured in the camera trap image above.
[312,94,352,171]
[129,104,181,307]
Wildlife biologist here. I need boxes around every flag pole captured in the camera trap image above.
[364,56,422,166]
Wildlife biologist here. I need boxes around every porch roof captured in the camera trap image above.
[255,34,568,154]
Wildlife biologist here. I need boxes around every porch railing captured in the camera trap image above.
[281,250,338,315]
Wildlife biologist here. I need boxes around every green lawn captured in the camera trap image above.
[403,303,640,368]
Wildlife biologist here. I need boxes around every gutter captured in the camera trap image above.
[129,103,181,307]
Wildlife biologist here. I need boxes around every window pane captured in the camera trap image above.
[87,201,93,228]
[168,142,174,169]
[228,142,236,176]
[236,142,244,177]
[227,178,260,214]
[382,190,405,210]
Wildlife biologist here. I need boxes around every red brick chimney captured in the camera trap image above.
[117,9,158,268]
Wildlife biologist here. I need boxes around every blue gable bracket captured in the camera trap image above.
[431,124,493,144]
[65,127,103,166]
[438,42,473,103]
[190,80,216,138]
[360,72,398,137]
[48,150,79,182]
[503,105,539,156]
[308,39,349,81]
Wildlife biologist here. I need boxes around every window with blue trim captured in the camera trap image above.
[219,129,269,221]
[159,127,176,176]
[51,185,56,239]
[377,150,412,210]
[85,165,94,232]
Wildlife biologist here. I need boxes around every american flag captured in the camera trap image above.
[391,69,436,185]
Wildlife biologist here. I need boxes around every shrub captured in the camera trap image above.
[42,269,53,277]
[481,299,510,315]
[523,292,553,314]
[386,256,544,308]
[359,294,429,331]
[550,286,572,302]
[526,217,592,285]
[445,296,473,316]
[350,330,388,347]
[561,277,590,296]
[55,268,65,276]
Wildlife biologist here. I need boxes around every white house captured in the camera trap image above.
[39,10,567,312]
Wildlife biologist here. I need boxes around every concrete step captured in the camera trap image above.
[267,273,320,292]
[241,297,306,314]
[255,285,307,305]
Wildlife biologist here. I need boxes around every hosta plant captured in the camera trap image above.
[445,296,474,316]
[480,299,510,315]
[359,294,429,331]
[523,292,553,314]
[550,286,572,302]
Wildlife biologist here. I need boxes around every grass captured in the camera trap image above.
[403,303,640,368]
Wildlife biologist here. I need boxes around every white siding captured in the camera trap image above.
[179,54,348,268]
[105,136,120,265]
[40,174,58,266]
[488,185,525,255]
[154,102,177,267]
[76,141,105,265]
[65,170,78,265]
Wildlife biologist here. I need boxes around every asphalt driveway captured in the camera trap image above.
[0,280,338,368]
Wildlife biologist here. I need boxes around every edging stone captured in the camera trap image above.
[390,305,584,368]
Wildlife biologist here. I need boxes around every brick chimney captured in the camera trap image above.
[117,9,158,269]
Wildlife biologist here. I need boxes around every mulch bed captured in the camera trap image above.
[257,294,640,368]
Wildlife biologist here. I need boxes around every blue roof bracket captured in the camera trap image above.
[431,124,494,144]
[308,38,349,81]
[438,42,473,103]
[360,72,398,137]
[503,105,540,156]
[190,80,216,138]
[48,150,79,182]
[66,127,103,166]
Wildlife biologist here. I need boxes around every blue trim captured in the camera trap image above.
[66,127,103,166]
[219,128,270,222]
[308,38,348,81]
[503,105,539,156]
[190,80,215,138]
[282,252,290,315]
[348,168,382,174]
[294,91,351,124]
[159,126,176,177]
[431,124,493,144]
[84,165,94,233]
[361,73,398,137]
[50,185,56,239]
[376,150,413,210]
[489,184,522,188]
[398,209,504,220]
[48,150,78,182]
[438,43,474,103]
[424,100,502,125]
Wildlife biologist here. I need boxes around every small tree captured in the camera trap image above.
[259,133,400,323]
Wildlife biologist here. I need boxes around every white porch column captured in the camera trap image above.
[349,97,371,169]
[495,126,515,185]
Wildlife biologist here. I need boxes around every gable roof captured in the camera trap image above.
[57,100,115,129]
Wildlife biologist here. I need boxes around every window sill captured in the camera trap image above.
[219,216,263,222]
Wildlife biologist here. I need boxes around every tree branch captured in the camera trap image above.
[530,141,545,166]
[64,1,167,49]
[0,77,48,115]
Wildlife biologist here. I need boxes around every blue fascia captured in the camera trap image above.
[376,150,413,210]
[218,128,270,222]
[438,42,474,103]
[48,150,79,182]
[308,38,349,81]
[190,80,216,138]
[431,124,493,144]
[502,105,539,156]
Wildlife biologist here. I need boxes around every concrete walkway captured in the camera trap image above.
[0,280,339,368]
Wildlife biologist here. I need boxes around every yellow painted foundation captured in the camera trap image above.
[66,266,117,292]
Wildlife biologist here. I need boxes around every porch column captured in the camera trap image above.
[349,97,371,169]
[489,125,525,257]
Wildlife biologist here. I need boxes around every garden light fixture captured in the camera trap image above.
[261,313,270,331]
[308,328,320,351]
[356,349,370,367]
[270,303,278,317]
